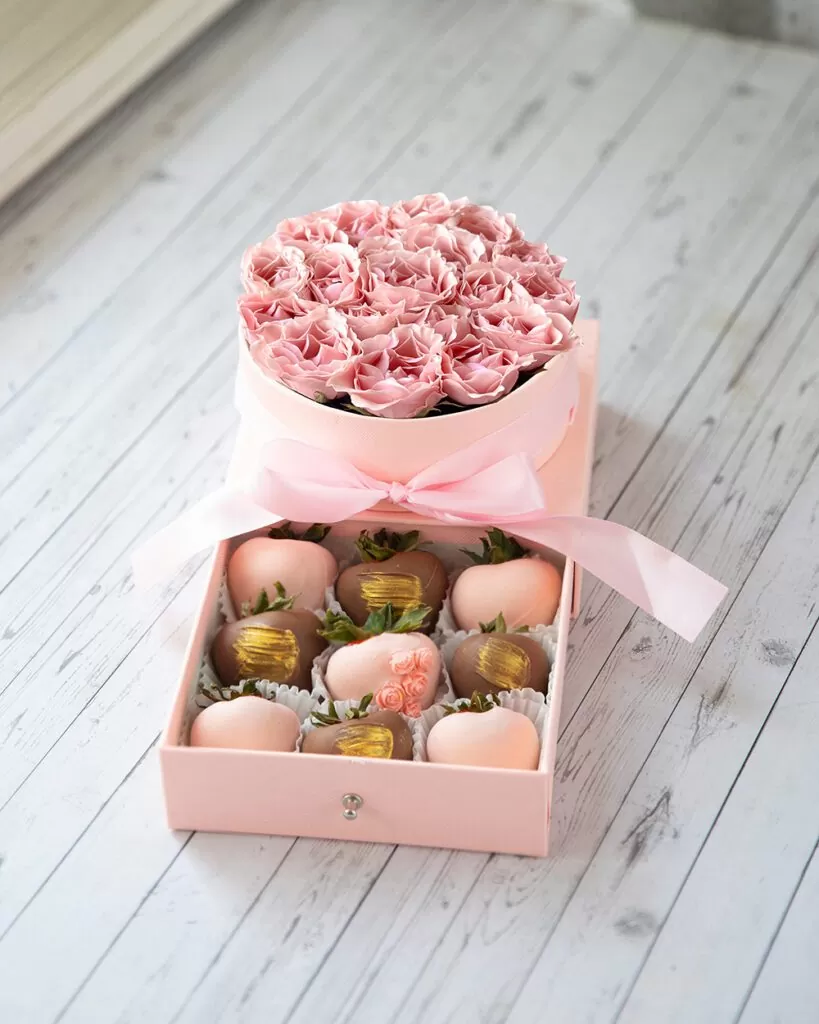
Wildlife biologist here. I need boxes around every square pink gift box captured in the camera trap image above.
[157,322,600,858]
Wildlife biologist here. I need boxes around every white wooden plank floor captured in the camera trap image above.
[0,1,818,1021]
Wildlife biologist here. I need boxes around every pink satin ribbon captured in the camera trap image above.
[133,435,727,642]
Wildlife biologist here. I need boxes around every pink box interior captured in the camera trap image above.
[160,322,599,856]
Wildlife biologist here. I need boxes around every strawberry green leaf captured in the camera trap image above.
[355,528,421,562]
[242,581,296,617]
[462,528,528,565]
[479,612,507,633]
[268,522,331,544]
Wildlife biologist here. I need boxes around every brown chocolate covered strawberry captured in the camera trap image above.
[302,694,413,759]
[450,613,550,698]
[211,584,326,690]
[336,529,447,632]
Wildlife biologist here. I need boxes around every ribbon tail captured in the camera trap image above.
[131,488,286,589]
[515,516,728,642]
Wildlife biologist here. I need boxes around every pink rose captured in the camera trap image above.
[387,193,467,230]
[330,200,389,242]
[345,310,400,341]
[494,258,579,321]
[361,241,459,312]
[238,292,319,340]
[458,261,530,310]
[418,303,467,325]
[402,223,487,267]
[402,674,429,698]
[442,328,521,405]
[402,698,423,718]
[273,211,349,249]
[331,323,443,418]
[448,204,521,245]
[240,242,311,296]
[306,242,362,307]
[249,307,352,399]
[375,683,406,712]
[494,239,567,274]
[472,303,577,370]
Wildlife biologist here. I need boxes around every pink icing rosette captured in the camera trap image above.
[375,684,406,713]
[371,647,437,716]
[402,698,424,719]
[402,675,429,699]
[390,648,433,675]
[240,193,579,417]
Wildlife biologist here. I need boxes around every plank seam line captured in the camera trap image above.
[283,848,489,1024]
[0,336,229,602]
[166,835,297,1024]
[598,169,819,529]
[0,412,235,703]
[733,835,819,1023]
[0,547,208,819]
[52,830,196,1024]
[552,42,765,276]
[0,733,159,946]
[279,843,399,1024]
[542,24,701,240]
[611,612,819,1024]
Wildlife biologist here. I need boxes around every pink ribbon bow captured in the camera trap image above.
[133,437,726,642]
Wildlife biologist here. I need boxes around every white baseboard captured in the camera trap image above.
[0,0,241,206]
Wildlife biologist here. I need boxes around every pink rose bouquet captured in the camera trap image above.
[239,195,579,418]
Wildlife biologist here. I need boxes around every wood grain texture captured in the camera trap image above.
[0,1,818,1021]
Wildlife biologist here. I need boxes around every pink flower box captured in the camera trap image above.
[158,322,599,858]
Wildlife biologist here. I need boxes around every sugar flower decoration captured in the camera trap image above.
[373,646,437,717]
